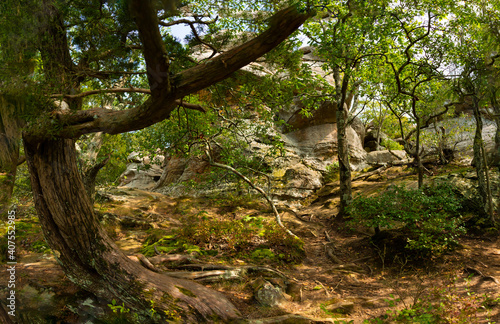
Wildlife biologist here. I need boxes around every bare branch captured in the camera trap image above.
[51,87,152,99]
[159,16,217,27]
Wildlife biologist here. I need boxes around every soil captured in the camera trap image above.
[2,164,500,323]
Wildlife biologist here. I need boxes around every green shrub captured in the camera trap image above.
[251,248,275,260]
[324,161,340,183]
[347,183,465,257]
[380,138,403,150]
[177,215,256,251]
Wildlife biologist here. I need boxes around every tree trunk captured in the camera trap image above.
[414,116,424,189]
[23,136,241,322]
[82,155,110,203]
[334,68,352,221]
[79,132,108,202]
[490,94,500,168]
[495,117,500,169]
[0,95,23,217]
[336,102,352,220]
[472,97,494,222]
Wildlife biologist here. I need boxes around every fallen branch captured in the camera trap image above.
[173,264,290,281]
[464,267,499,284]
[315,280,331,297]
[324,242,342,264]
[353,165,389,181]
[136,254,158,272]
[149,254,199,265]
[167,269,246,282]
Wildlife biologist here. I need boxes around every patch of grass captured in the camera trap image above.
[323,161,340,183]
[0,218,51,256]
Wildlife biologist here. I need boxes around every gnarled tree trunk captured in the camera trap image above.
[23,136,241,322]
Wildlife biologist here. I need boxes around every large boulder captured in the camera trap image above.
[366,150,408,166]
[350,117,365,145]
[273,164,323,199]
[119,153,164,190]
[420,116,497,164]
[439,170,500,215]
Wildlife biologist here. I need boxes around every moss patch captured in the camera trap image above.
[175,286,196,298]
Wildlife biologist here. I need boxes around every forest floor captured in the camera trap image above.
[2,164,500,323]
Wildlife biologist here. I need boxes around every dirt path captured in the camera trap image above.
[2,167,500,323]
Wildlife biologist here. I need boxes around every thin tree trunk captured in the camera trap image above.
[334,68,352,221]
[472,97,494,222]
[82,155,110,202]
[415,116,423,189]
[490,93,500,168]
[23,136,241,322]
[337,103,352,219]
[79,132,108,202]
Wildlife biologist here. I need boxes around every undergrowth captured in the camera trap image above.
[347,182,466,258]
[365,274,499,323]
[141,212,304,264]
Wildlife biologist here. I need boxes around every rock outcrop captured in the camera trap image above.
[119,153,164,190]
[420,116,497,164]
[118,43,498,201]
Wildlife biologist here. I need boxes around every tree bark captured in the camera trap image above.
[490,93,500,168]
[23,136,241,322]
[334,68,352,221]
[337,103,352,219]
[414,115,424,189]
[471,98,494,222]
[0,95,23,217]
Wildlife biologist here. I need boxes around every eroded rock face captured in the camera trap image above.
[286,101,337,130]
[350,117,365,145]
[364,128,389,153]
[125,113,368,200]
[273,164,323,199]
[282,123,367,170]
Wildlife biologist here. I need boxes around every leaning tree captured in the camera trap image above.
[0,0,312,321]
